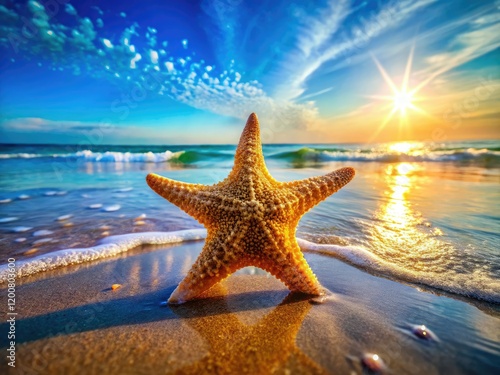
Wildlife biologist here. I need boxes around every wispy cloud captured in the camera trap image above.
[277,0,437,101]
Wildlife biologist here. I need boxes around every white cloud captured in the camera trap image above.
[275,0,437,100]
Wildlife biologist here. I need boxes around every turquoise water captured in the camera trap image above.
[0,141,499,304]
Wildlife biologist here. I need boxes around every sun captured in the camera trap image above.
[393,91,414,113]
[368,46,432,140]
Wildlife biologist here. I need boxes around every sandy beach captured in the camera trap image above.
[1,240,498,374]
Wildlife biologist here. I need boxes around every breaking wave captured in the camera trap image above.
[1,144,499,165]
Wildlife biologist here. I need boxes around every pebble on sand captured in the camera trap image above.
[33,230,54,237]
[33,238,53,245]
[134,221,146,226]
[24,248,39,255]
[412,325,436,341]
[361,353,386,373]
[57,214,73,221]
[111,284,122,291]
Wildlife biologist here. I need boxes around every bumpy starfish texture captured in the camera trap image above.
[146,113,355,304]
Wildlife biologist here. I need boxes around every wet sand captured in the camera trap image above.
[0,241,499,374]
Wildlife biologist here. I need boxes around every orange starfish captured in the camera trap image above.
[146,113,355,304]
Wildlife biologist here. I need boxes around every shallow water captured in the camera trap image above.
[1,142,499,303]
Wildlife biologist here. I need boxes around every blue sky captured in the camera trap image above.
[0,0,498,144]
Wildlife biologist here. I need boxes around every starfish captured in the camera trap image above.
[146,113,355,304]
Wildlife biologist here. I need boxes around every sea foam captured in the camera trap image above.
[298,239,500,304]
[0,229,207,283]
[0,231,498,303]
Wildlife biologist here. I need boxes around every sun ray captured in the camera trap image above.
[370,46,433,140]
[372,54,399,95]
[402,45,415,93]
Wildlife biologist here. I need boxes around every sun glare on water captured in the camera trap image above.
[388,142,417,154]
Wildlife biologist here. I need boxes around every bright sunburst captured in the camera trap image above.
[369,46,431,140]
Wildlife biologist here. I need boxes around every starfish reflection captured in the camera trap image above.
[171,280,326,374]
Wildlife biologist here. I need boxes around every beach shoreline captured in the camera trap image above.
[1,241,498,374]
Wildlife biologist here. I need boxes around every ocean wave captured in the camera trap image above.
[270,147,500,164]
[1,146,499,164]
[0,230,498,303]
[0,150,186,163]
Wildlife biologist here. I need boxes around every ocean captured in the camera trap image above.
[0,140,499,303]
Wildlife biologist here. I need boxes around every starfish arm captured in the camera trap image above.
[168,229,246,304]
[146,173,216,224]
[253,240,322,295]
[283,167,355,214]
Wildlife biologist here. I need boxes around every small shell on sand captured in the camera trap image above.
[111,284,122,290]
[102,205,121,212]
[101,231,110,236]
[134,221,146,226]
[62,222,74,227]
[57,214,73,221]
[135,214,147,220]
[33,230,54,236]
[24,248,39,255]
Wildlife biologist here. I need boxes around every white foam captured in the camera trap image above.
[57,214,73,221]
[116,187,133,192]
[14,238,27,243]
[0,199,12,204]
[0,230,497,303]
[33,230,54,236]
[44,191,57,196]
[0,217,18,223]
[18,195,30,200]
[88,204,103,209]
[0,229,207,282]
[102,205,121,212]
[298,239,500,304]
[12,226,33,233]
[74,150,183,163]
